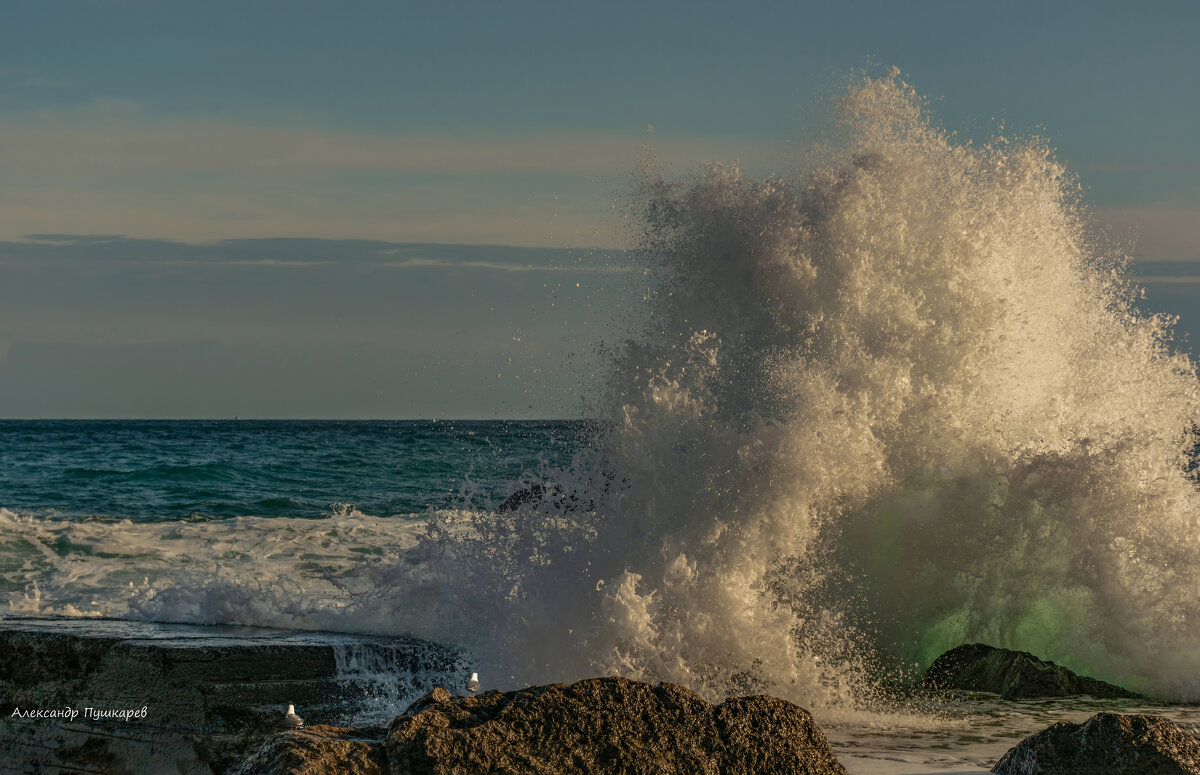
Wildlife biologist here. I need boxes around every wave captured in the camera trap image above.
[9,71,1200,714]
[380,70,1200,706]
[0,506,430,624]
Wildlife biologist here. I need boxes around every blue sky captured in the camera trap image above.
[0,1,1197,417]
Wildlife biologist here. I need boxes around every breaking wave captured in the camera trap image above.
[11,71,1200,712]
[384,70,1200,706]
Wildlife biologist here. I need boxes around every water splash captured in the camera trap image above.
[8,72,1200,714]
[332,642,472,726]
[367,71,1200,707]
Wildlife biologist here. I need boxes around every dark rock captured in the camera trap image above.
[923,643,1141,700]
[498,483,551,512]
[385,675,847,774]
[498,483,591,513]
[992,712,1200,774]
[230,725,386,775]
[0,615,466,774]
[497,472,625,513]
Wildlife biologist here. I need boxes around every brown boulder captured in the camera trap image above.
[231,725,387,775]
[992,713,1200,774]
[386,676,846,774]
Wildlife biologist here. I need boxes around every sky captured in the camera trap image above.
[0,1,1197,418]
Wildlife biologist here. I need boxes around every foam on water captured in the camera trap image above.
[0,506,429,623]
[6,72,1200,727]
[824,694,1200,774]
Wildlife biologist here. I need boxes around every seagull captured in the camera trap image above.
[284,704,304,728]
[466,672,480,698]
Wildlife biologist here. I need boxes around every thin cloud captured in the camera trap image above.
[0,235,631,273]
[0,176,626,246]
[382,257,636,273]
[225,259,330,267]
[0,103,781,246]
[1096,205,1200,263]
[383,257,537,272]
[0,103,778,178]
[1137,276,1200,285]
[25,234,131,243]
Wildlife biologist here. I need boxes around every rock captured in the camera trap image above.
[385,675,847,774]
[497,472,625,513]
[401,686,453,716]
[230,725,386,775]
[498,483,552,512]
[498,483,591,513]
[992,712,1200,774]
[923,643,1141,700]
[0,615,466,774]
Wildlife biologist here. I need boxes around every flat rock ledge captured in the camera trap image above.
[923,643,1141,700]
[0,615,465,775]
[992,712,1200,774]
[238,676,848,775]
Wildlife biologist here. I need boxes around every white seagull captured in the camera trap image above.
[284,704,304,728]
[467,672,480,698]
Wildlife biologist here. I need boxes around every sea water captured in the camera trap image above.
[15,421,1200,774]
[4,71,1200,773]
[0,419,593,620]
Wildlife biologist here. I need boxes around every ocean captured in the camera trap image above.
[0,419,594,522]
[4,419,1199,774]
[0,418,595,626]
[5,72,1200,773]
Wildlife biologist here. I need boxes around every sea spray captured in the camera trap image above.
[367,71,1200,706]
[332,642,472,726]
[7,72,1200,712]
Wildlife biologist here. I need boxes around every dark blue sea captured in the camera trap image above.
[0,419,596,522]
[0,419,600,627]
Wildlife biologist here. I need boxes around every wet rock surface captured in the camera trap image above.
[230,725,387,775]
[923,643,1141,700]
[991,712,1200,774]
[0,615,464,774]
[398,676,846,774]
[240,677,846,774]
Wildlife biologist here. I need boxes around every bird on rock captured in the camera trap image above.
[467,672,480,697]
[285,704,304,728]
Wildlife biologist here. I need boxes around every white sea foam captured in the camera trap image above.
[361,72,1200,708]
[0,506,429,624]
[6,73,1200,724]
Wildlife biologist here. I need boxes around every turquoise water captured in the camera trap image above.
[0,419,596,522]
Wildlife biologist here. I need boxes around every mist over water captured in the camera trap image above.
[7,73,1200,717]
[373,71,1200,707]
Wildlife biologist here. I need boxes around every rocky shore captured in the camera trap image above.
[3,617,1186,775]
[0,615,466,774]
[235,677,848,775]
